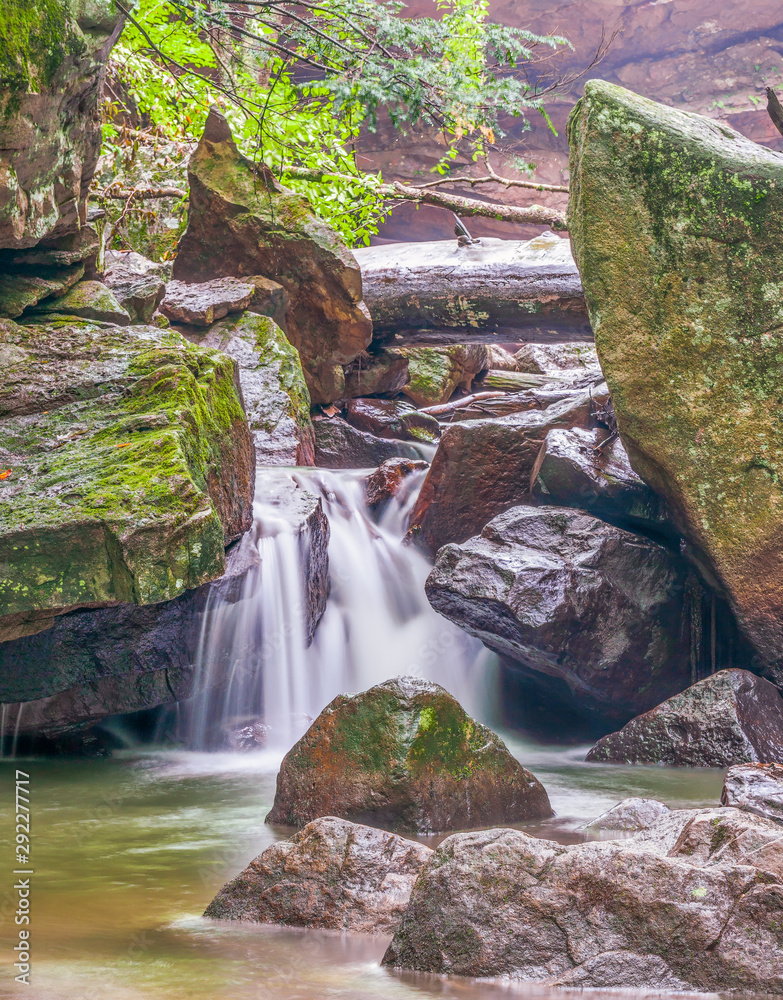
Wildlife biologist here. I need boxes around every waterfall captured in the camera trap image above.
[186,466,496,750]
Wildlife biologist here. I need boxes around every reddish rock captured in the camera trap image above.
[407,383,608,554]
[313,415,427,469]
[345,397,439,444]
[587,670,783,766]
[204,816,432,934]
[172,108,372,404]
[266,676,552,834]
[343,349,410,398]
[365,458,429,510]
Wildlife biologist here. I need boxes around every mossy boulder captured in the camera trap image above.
[266,675,552,834]
[0,0,125,248]
[29,279,130,325]
[182,312,315,466]
[568,80,783,674]
[172,108,372,404]
[395,344,489,407]
[0,317,254,642]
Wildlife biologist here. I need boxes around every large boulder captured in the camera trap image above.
[172,109,372,404]
[587,669,783,766]
[0,318,254,643]
[354,237,590,341]
[181,313,315,466]
[204,816,432,934]
[28,279,130,325]
[406,382,609,554]
[0,0,125,249]
[722,762,783,825]
[266,676,552,834]
[382,826,783,991]
[568,80,783,676]
[0,472,329,745]
[426,506,702,721]
[159,278,253,327]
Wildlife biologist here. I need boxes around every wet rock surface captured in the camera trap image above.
[313,415,428,469]
[266,676,552,834]
[580,798,670,834]
[407,381,608,554]
[515,341,599,375]
[0,318,254,643]
[722,762,783,825]
[0,474,328,743]
[103,251,167,324]
[343,349,410,398]
[181,312,315,466]
[426,505,700,720]
[568,80,783,677]
[396,344,489,407]
[172,108,372,404]
[587,669,783,766]
[160,278,254,327]
[382,823,783,991]
[204,816,432,934]
[29,279,131,325]
[344,398,439,444]
[531,427,670,536]
[0,1,125,249]
[355,237,589,340]
[365,458,429,511]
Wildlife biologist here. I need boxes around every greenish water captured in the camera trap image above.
[0,743,725,1000]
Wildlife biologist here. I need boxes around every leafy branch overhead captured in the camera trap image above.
[95,0,595,253]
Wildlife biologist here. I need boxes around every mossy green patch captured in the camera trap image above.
[567,80,783,665]
[0,318,252,637]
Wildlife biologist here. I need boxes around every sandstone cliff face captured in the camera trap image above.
[0,0,125,249]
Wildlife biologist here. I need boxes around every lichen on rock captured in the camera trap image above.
[0,317,254,642]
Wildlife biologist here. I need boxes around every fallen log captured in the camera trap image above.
[419,391,507,417]
[355,236,591,345]
[477,370,557,391]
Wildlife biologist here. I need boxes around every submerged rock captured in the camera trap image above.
[722,762,783,825]
[160,277,254,327]
[382,824,783,991]
[587,669,783,766]
[344,398,439,444]
[266,676,552,834]
[204,816,432,934]
[0,318,254,642]
[181,312,315,466]
[103,251,166,324]
[426,505,697,719]
[172,108,372,404]
[313,415,427,469]
[581,798,671,834]
[568,80,783,677]
[407,382,608,554]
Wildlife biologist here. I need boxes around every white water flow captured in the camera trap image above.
[188,466,498,750]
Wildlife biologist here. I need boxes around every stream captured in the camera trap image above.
[0,468,727,998]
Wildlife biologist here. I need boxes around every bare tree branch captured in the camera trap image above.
[767,87,783,138]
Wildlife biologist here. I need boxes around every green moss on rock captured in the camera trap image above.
[567,80,783,670]
[266,675,552,834]
[0,318,254,641]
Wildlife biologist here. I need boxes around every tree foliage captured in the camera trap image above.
[96,0,570,254]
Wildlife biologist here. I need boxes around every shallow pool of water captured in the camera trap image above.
[0,739,728,1000]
